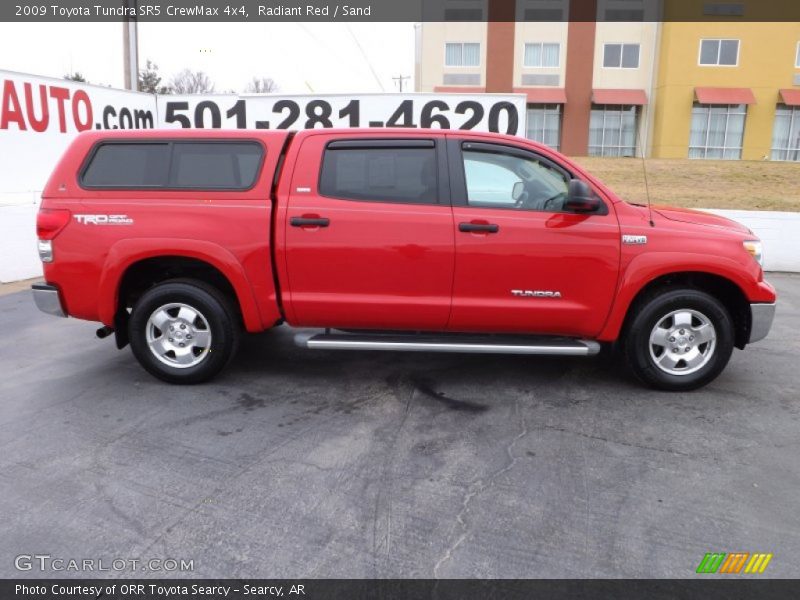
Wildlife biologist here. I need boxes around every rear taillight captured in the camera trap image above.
[36,209,71,240]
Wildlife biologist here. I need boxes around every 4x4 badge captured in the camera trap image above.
[622,235,648,245]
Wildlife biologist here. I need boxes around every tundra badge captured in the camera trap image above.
[511,290,562,298]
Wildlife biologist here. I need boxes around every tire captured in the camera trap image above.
[624,288,734,391]
[128,279,241,384]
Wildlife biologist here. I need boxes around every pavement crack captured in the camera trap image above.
[541,425,691,457]
[433,397,529,578]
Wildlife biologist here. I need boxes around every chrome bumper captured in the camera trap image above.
[32,283,66,318]
[749,302,776,344]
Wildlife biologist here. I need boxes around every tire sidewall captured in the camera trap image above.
[626,289,734,391]
[129,282,238,384]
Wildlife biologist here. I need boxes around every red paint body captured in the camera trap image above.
[39,128,776,343]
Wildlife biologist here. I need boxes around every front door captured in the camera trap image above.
[447,138,620,337]
[282,134,455,331]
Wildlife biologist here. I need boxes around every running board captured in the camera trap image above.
[294,331,601,356]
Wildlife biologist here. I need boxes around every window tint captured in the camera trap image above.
[622,44,640,68]
[81,141,263,190]
[603,44,622,67]
[719,40,739,65]
[463,149,569,212]
[171,143,262,189]
[82,143,170,187]
[700,39,739,65]
[603,43,640,68]
[320,146,438,204]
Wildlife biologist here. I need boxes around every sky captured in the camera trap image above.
[0,22,417,93]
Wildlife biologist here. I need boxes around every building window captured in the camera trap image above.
[603,43,640,69]
[689,104,747,159]
[699,39,739,66]
[524,43,560,68]
[796,42,800,67]
[445,43,480,67]
[603,0,645,21]
[518,0,567,22]
[771,105,800,162]
[526,104,561,150]
[589,105,638,157]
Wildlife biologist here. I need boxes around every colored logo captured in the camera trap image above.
[696,552,773,574]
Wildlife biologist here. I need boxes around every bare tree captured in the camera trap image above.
[64,72,86,82]
[139,60,172,95]
[170,69,215,94]
[244,76,279,94]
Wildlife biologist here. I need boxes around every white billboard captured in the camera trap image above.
[155,93,526,135]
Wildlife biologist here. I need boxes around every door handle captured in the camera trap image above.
[459,222,499,234]
[290,216,330,228]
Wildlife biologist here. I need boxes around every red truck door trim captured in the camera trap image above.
[275,131,457,331]
[444,136,621,337]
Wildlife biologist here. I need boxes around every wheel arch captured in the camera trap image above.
[609,271,752,350]
[98,239,268,336]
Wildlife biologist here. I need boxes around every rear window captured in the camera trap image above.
[81,143,170,188]
[319,144,438,204]
[81,141,264,190]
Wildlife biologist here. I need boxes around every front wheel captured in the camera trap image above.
[624,289,734,391]
[129,280,240,384]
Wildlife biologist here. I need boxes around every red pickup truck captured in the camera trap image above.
[33,128,775,391]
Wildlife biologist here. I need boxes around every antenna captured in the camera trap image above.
[635,109,655,227]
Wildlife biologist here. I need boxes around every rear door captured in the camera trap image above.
[446,137,620,337]
[281,133,455,330]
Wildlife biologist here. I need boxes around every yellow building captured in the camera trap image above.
[652,22,800,160]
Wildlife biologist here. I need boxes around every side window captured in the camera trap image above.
[319,144,438,204]
[170,142,263,189]
[82,143,170,188]
[81,141,263,190]
[462,148,570,212]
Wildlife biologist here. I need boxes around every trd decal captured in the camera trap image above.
[74,214,133,225]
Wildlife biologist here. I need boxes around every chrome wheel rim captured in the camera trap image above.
[649,309,716,376]
[145,303,212,369]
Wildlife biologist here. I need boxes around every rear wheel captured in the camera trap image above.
[129,280,240,384]
[624,289,734,391]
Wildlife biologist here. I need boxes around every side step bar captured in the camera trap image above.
[295,331,601,356]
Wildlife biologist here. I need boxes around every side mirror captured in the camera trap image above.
[512,181,525,201]
[564,179,602,213]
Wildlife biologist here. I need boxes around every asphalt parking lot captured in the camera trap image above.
[1,274,799,579]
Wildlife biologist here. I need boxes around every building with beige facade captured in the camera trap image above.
[415,0,800,160]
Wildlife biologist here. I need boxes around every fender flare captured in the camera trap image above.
[598,252,753,342]
[97,238,265,332]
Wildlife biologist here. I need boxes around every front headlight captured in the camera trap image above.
[743,240,763,267]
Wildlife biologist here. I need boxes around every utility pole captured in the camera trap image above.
[393,74,410,93]
[122,0,139,90]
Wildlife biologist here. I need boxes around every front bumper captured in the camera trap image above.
[749,303,776,344]
[32,283,67,318]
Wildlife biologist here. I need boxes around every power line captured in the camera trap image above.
[346,25,385,92]
[393,74,410,92]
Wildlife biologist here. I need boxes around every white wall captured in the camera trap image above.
[0,201,39,283]
[704,210,800,273]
